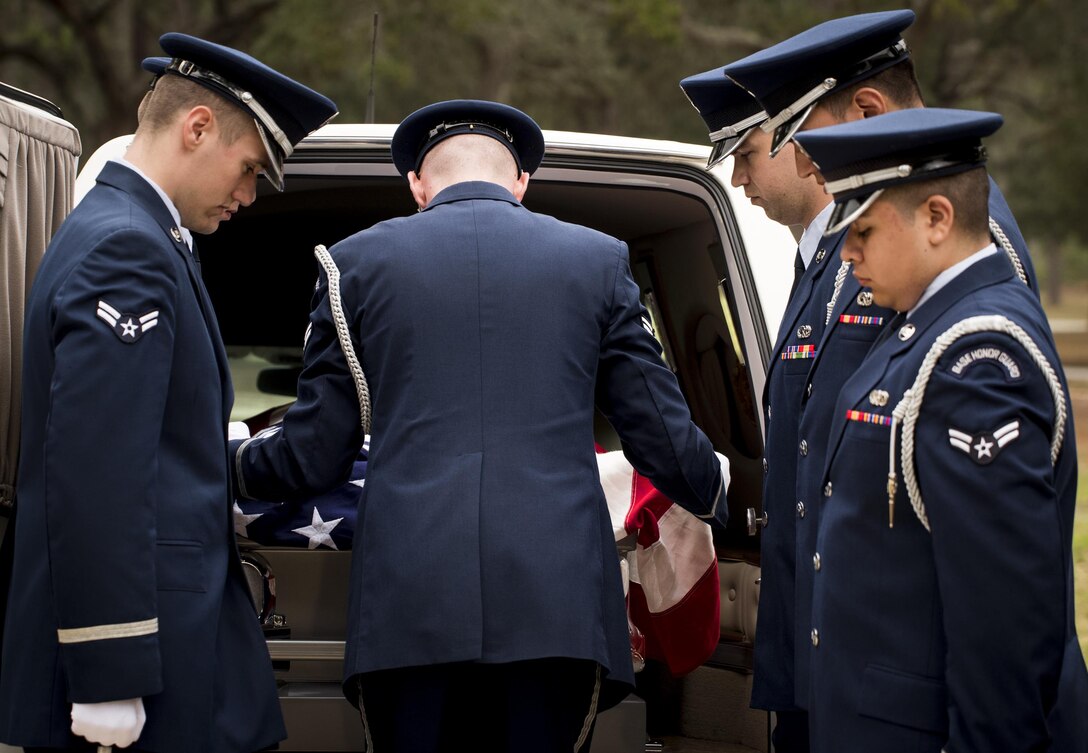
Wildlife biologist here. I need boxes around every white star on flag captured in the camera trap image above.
[233,502,263,538]
[293,507,344,550]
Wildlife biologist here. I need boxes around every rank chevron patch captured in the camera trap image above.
[948,420,1020,465]
[96,300,159,343]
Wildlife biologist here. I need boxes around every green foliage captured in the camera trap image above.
[1,0,1086,274]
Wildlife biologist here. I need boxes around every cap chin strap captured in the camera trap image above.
[762,78,836,135]
[167,58,294,159]
[825,163,914,194]
[708,110,768,142]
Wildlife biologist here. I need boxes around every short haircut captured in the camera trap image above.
[822,58,925,118]
[419,133,519,180]
[137,74,254,145]
[884,166,990,238]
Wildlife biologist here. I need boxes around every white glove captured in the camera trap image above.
[71,697,146,748]
[228,421,252,440]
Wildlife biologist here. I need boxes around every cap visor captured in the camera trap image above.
[708,127,760,169]
[825,189,884,236]
[769,102,817,158]
[255,120,285,191]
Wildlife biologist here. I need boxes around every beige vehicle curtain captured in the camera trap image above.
[0,90,81,509]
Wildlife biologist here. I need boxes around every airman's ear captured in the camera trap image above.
[920,193,954,246]
[854,87,891,120]
[511,171,530,202]
[181,105,214,150]
[407,171,428,211]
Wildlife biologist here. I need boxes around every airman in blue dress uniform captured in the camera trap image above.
[0,33,336,752]
[708,11,1044,749]
[794,108,1088,753]
[231,99,728,753]
[680,62,894,752]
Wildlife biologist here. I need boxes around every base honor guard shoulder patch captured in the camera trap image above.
[948,420,1021,465]
[948,344,1022,381]
[96,300,160,343]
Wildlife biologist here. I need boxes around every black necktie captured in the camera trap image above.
[789,248,805,299]
[191,238,202,277]
[874,310,907,348]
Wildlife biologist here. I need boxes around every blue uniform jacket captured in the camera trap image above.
[752,228,895,711]
[810,252,1088,753]
[233,181,725,709]
[0,163,285,752]
[753,183,1038,713]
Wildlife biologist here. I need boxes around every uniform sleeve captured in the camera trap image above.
[45,231,178,702]
[233,260,365,501]
[916,331,1070,752]
[595,241,725,525]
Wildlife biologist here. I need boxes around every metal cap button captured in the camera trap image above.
[799,439,808,456]
[824,482,833,497]
[797,501,806,518]
[813,553,821,571]
[811,629,820,646]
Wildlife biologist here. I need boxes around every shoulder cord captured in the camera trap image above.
[313,244,372,434]
[824,260,851,326]
[886,315,1065,531]
[989,216,1028,286]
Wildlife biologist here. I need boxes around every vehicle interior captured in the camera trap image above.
[201,170,769,751]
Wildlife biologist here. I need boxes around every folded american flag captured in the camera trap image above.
[234,447,367,550]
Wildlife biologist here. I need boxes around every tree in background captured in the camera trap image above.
[2,0,1086,297]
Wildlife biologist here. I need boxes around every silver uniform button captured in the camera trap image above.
[806,383,813,397]
[811,629,820,646]
[763,458,769,473]
[797,501,806,518]
[898,323,916,341]
[799,439,808,456]
[824,482,833,497]
[767,405,772,421]
[813,553,821,571]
